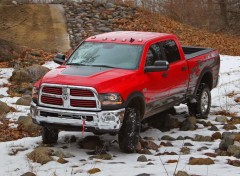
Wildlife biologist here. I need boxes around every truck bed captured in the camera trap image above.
[183,46,214,60]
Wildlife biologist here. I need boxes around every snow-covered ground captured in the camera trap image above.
[0,55,239,176]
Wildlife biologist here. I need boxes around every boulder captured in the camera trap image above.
[16,95,32,106]
[27,147,53,165]
[20,172,36,176]
[137,155,148,162]
[0,101,11,117]
[176,171,190,176]
[161,135,176,141]
[180,116,197,131]
[194,135,213,142]
[223,124,237,130]
[219,133,236,150]
[227,145,240,158]
[10,64,50,83]
[88,168,101,174]
[188,157,214,165]
[212,132,222,140]
[57,157,69,164]
[79,136,104,150]
[17,116,41,135]
[215,116,228,123]
[228,159,240,167]
[209,125,219,131]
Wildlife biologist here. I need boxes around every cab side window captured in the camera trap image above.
[145,43,165,66]
[162,40,180,64]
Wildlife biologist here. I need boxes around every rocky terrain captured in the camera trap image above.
[0,1,240,176]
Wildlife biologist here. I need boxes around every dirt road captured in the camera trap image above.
[0,4,70,52]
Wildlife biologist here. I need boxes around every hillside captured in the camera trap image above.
[113,7,240,56]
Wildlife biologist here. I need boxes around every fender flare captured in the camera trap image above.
[123,91,146,119]
[193,67,213,96]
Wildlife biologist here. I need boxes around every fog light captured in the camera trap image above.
[102,113,116,122]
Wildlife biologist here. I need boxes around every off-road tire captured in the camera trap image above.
[118,107,141,153]
[42,127,59,144]
[188,83,211,119]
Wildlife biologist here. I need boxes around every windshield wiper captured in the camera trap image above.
[90,64,117,68]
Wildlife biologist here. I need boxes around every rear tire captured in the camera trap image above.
[42,127,59,144]
[118,107,141,153]
[188,83,211,119]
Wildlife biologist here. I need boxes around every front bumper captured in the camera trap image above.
[30,102,125,132]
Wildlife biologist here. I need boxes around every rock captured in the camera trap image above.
[194,135,213,142]
[136,174,151,176]
[227,145,240,158]
[209,125,219,131]
[163,115,180,130]
[27,147,53,165]
[17,116,41,135]
[10,64,50,83]
[219,133,235,150]
[57,157,68,164]
[180,116,197,131]
[79,136,103,150]
[227,159,240,167]
[160,141,173,147]
[184,142,193,146]
[52,149,74,158]
[223,124,237,130]
[188,157,214,165]
[147,140,159,150]
[16,95,32,106]
[0,101,11,116]
[176,171,190,176]
[137,149,152,155]
[90,153,112,160]
[180,147,190,155]
[212,132,222,140]
[197,146,209,151]
[20,172,36,176]
[161,135,175,141]
[216,149,228,156]
[176,136,185,140]
[87,168,101,174]
[137,155,148,162]
[215,116,228,123]
[204,152,217,158]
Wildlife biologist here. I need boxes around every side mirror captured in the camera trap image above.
[54,53,65,64]
[144,60,169,72]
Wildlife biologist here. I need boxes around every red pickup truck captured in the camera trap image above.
[30,31,220,153]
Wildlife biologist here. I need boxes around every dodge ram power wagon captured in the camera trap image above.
[31,31,220,153]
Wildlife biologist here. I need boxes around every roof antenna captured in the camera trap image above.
[130,38,135,43]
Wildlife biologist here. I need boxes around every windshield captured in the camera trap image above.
[66,42,143,69]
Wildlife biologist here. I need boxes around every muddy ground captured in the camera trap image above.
[0,4,70,52]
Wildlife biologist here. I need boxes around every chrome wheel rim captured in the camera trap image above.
[201,91,209,113]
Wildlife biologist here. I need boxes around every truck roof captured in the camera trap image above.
[85,31,173,44]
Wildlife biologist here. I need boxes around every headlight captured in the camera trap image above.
[98,93,123,106]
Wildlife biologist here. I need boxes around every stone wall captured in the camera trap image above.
[63,0,137,48]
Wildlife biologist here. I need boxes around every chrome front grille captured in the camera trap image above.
[39,84,101,110]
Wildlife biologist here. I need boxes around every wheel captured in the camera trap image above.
[118,107,141,153]
[187,83,211,119]
[42,127,59,144]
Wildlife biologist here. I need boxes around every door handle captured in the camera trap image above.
[162,72,168,77]
[181,66,187,71]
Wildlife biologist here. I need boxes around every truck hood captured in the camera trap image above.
[40,65,138,93]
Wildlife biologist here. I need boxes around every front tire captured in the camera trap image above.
[188,83,211,119]
[118,107,141,153]
[42,127,59,144]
